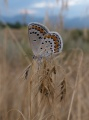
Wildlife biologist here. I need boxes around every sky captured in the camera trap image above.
[0,0,89,18]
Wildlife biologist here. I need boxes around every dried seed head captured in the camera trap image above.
[60,78,66,102]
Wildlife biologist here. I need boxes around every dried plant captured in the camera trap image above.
[0,27,89,120]
[0,0,89,119]
[23,57,67,120]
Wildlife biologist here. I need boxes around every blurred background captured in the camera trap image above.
[0,0,89,120]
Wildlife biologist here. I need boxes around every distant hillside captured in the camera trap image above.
[0,14,43,24]
[64,17,89,29]
[0,14,89,29]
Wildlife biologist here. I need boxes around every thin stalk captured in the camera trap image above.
[67,49,83,120]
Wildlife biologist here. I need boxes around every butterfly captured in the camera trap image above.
[28,22,63,59]
[28,23,65,100]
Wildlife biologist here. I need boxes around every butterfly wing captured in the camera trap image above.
[28,22,49,56]
[38,32,63,57]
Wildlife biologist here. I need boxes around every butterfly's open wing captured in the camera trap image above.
[28,22,49,56]
[38,32,63,57]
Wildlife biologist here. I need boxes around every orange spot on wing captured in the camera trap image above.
[51,35,57,41]
[47,35,51,38]
[54,41,59,45]
[37,27,40,31]
[32,25,36,29]
[40,29,44,33]
[31,25,47,35]
[34,26,37,29]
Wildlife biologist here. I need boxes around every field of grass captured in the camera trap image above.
[0,27,89,120]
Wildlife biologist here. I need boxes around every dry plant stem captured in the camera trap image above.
[5,109,26,120]
[2,28,8,119]
[29,62,36,120]
[4,0,8,7]
[1,19,30,63]
[39,104,47,120]
[30,80,32,120]
[0,64,1,84]
[27,76,31,120]
[67,49,83,120]
[7,27,30,63]
[42,113,54,120]
[3,28,7,79]
[15,64,31,82]
[77,76,82,120]
[52,100,57,120]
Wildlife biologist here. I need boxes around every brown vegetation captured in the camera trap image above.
[0,0,89,119]
[0,27,89,120]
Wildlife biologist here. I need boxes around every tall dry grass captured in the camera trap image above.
[0,1,89,119]
[0,27,89,120]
